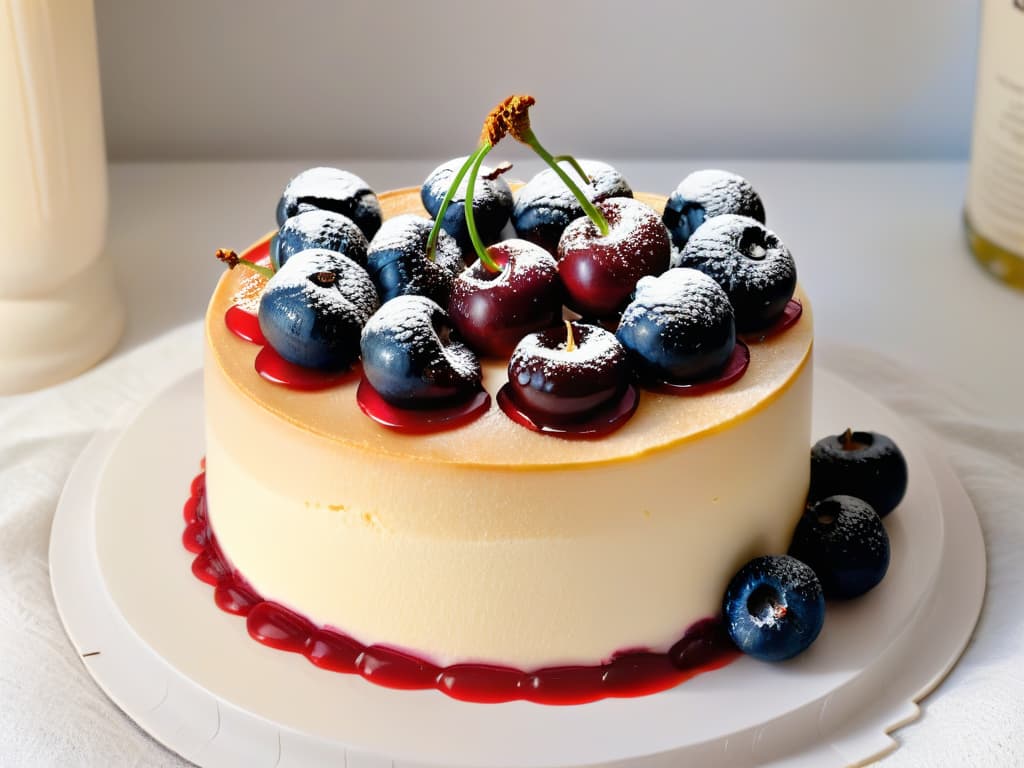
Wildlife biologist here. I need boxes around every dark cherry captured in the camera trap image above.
[557,197,672,319]
[507,322,631,424]
[449,239,562,358]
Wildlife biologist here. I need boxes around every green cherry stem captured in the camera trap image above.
[551,154,592,185]
[463,143,501,272]
[519,127,609,236]
[215,248,274,280]
[425,143,487,263]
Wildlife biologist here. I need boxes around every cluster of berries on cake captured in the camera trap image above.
[217,94,803,436]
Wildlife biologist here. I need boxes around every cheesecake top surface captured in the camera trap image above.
[206,188,813,468]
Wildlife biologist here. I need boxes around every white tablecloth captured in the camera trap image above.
[2,161,1023,766]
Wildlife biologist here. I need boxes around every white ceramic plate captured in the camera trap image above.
[50,365,985,768]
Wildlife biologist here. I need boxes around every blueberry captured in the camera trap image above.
[421,157,513,255]
[663,170,765,250]
[365,215,464,307]
[360,295,482,407]
[272,210,369,271]
[723,555,825,662]
[616,268,735,383]
[276,167,382,241]
[512,160,632,253]
[790,496,890,600]
[677,214,796,331]
[809,430,909,517]
[258,249,379,371]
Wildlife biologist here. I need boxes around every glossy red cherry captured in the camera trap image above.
[449,240,562,358]
[557,197,671,319]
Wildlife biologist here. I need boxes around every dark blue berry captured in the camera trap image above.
[360,295,482,407]
[790,496,890,599]
[271,210,369,270]
[723,555,825,662]
[677,214,796,331]
[421,157,513,255]
[663,170,765,250]
[809,430,908,517]
[258,249,379,371]
[616,268,735,383]
[365,215,463,307]
[512,160,632,253]
[276,167,382,240]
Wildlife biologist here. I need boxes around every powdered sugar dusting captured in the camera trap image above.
[514,160,630,211]
[678,214,795,292]
[460,239,557,289]
[510,323,626,380]
[558,197,671,276]
[263,249,379,325]
[232,271,268,313]
[278,209,368,265]
[623,269,732,331]
[368,214,460,269]
[674,170,765,222]
[284,167,371,205]
[362,295,480,381]
[423,157,513,208]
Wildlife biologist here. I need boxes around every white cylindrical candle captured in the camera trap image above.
[0,0,123,393]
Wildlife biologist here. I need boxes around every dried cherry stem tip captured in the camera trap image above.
[502,95,610,237]
[216,248,273,280]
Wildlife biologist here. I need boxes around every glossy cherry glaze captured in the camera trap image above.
[739,299,803,344]
[224,305,267,345]
[182,469,739,704]
[640,341,750,397]
[355,378,491,433]
[254,347,360,391]
[496,382,640,439]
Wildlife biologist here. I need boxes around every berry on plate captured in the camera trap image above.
[809,429,909,517]
[790,495,890,599]
[723,554,825,662]
[421,157,513,254]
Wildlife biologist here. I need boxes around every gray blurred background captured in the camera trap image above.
[93,0,978,162]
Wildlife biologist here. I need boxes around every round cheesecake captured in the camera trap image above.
[203,188,814,670]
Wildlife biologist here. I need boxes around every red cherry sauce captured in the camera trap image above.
[224,305,266,345]
[496,383,640,439]
[641,341,750,397]
[740,299,803,344]
[182,468,738,704]
[356,378,492,433]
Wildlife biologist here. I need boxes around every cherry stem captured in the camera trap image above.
[215,248,273,280]
[426,143,487,262]
[519,127,609,236]
[841,427,855,449]
[552,155,592,185]
[564,320,577,352]
[464,144,501,272]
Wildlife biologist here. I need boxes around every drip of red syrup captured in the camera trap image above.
[356,378,491,433]
[495,383,640,440]
[182,469,739,704]
[640,341,750,397]
[740,299,803,344]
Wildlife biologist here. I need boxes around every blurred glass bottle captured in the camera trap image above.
[965,0,1024,290]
